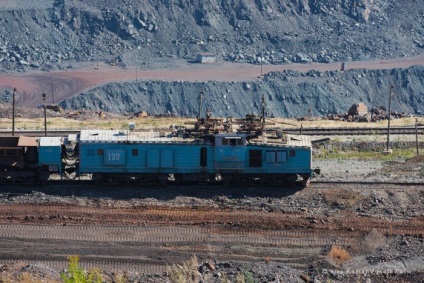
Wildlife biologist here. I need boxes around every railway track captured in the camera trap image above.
[311,180,424,187]
[282,126,424,136]
[1,180,424,191]
[0,126,423,137]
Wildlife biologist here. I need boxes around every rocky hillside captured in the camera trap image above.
[0,0,423,72]
[1,0,423,118]
[59,65,424,118]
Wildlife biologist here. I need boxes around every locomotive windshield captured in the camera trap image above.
[214,135,246,146]
[223,137,243,146]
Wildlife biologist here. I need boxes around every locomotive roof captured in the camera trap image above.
[79,129,194,143]
[281,134,312,147]
[78,129,311,148]
[248,134,312,148]
[39,136,62,146]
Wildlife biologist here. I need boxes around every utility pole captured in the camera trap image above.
[386,85,394,152]
[307,102,312,118]
[416,118,420,156]
[42,92,47,137]
[262,93,265,130]
[12,88,16,136]
[51,76,55,105]
[198,91,203,120]
[260,51,263,77]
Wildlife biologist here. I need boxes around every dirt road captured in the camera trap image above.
[0,187,423,276]
[0,155,424,281]
[1,54,423,107]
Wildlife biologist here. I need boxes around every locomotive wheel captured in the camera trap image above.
[302,177,311,187]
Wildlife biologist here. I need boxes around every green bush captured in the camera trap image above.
[60,255,102,283]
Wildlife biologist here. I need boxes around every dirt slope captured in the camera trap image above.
[1,54,423,109]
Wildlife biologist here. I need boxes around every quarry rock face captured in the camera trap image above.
[0,0,422,73]
[59,66,424,118]
[1,0,423,118]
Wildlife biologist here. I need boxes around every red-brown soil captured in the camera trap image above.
[1,54,423,108]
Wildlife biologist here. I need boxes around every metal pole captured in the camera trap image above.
[43,92,47,137]
[260,51,263,77]
[262,93,265,130]
[136,66,138,82]
[51,76,55,105]
[12,88,16,136]
[198,91,203,120]
[386,86,393,151]
[416,118,419,156]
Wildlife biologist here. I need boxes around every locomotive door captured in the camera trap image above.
[214,135,246,171]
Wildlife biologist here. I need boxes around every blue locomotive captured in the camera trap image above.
[0,116,318,187]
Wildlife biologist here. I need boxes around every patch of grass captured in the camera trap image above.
[167,255,200,283]
[0,269,60,283]
[0,272,38,283]
[327,246,352,265]
[60,255,102,283]
[315,148,417,160]
[1,116,423,132]
[243,271,255,283]
[235,271,256,283]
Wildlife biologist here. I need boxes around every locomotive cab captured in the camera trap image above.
[214,134,247,172]
[38,137,63,180]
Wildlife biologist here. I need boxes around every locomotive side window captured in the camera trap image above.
[276,151,287,162]
[266,151,287,163]
[200,147,207,167]
[249,150,262,167]
[266,151,276,162]
[290,150,296,157]
[222,137,244,146]
[132,149,138,156]
[97,148,104,156]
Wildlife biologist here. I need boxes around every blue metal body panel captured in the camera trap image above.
[38,137,63,173]
[76,130,314,182]
[38,146,62,172]
[244,145,312,175]
[104,149,126,165]
[78,143,215,174]
[215,144,312,176]
[215,146,245,170]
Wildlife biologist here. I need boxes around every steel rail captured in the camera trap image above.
[1,126,423,137]
[282,126,424,136]
[1,180,423,192]
[310,181,424,187]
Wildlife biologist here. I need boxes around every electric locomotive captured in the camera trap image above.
[1,116,318,187]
